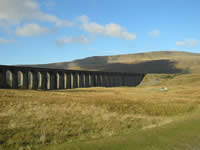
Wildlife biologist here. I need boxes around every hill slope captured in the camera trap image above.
[28,51,200,74]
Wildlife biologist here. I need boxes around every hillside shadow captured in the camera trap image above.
[86,59,190,74]
[27,56,109,70]
[25,59,190,74]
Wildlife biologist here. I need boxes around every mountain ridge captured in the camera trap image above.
[25,51,200,74]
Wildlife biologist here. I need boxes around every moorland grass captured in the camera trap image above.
[0,74,200,150]
[43,110,200,150]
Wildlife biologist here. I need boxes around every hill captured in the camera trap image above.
[27,51,200,74]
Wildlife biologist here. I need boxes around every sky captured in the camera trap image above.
[0,0,200,65]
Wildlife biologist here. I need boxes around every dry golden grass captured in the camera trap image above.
[0,74,200,150]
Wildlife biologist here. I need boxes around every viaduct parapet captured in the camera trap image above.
[0,65,145,90]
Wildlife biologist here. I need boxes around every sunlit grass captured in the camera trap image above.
[0,74,200,150]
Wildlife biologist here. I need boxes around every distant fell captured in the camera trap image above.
[28,51,200,74]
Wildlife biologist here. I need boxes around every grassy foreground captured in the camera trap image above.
[0,74,200,150]
[42,111,200,150]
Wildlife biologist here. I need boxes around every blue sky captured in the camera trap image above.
[0,0,200,65]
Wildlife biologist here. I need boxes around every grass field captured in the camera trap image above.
[42,111,200,150]
[0,74,200,150]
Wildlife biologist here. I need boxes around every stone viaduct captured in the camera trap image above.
[0,65,145,90]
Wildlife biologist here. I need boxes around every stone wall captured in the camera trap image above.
[0,65,145,90]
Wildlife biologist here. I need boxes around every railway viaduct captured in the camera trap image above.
[0,65,145,90]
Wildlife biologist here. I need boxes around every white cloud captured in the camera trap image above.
[104,24,136,40]
[83,22,104,34]
[16,24,53,36]
[0,0,74,28]
[176,39,199,47]
[56,20,74,27]
[56,35,89,46]
[148,30,160,37]
[176,41,185,47]
[77,15,89,23]
[186,39,198,47]
[0,0,51,23]
[121,31,136,40]
[0,38,15,44]
[77,15,104,34]
[77,15,136,40]
[104,24,122,37]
